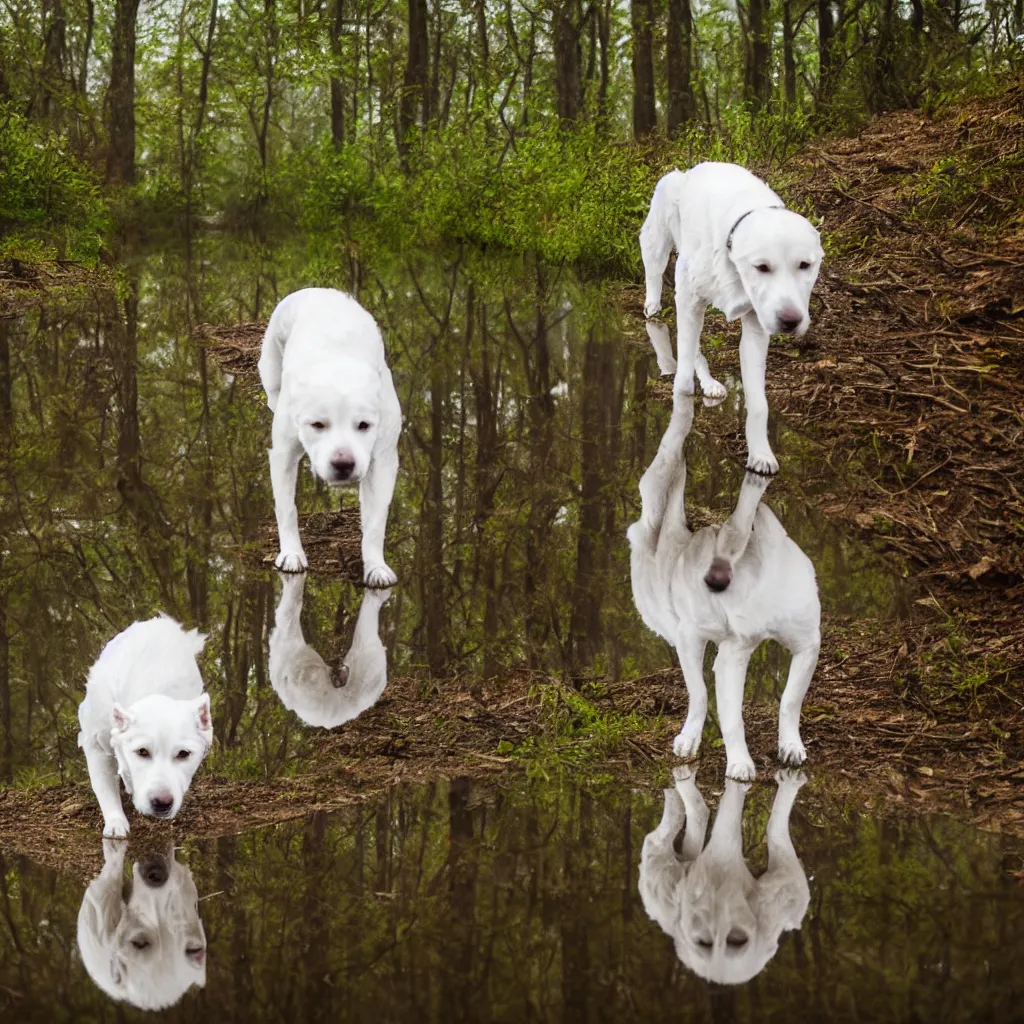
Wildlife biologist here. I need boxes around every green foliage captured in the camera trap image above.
[0,105,106,260]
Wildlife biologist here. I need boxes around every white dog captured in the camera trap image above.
[77,841,207,1010]
[640,163,824,473]
[639,767,810,985]
[268,573,391,729]
[77,616,213,837]
[258,287,401,586]
[627,393,820,780]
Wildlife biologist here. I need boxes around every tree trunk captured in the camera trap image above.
[40,0,67,123]
[817,0,836,108]
[596,0,611,122]
[329,0,346,149]
[666,0,697,135]
[553,0,583,122]
[105,0,141,185]
[630,0,656,137]
[398,0,429,161]
[782,0,797,105]
[745,0,772,111]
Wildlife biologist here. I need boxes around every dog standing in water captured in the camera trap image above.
[627,391,821,780]
[77,616,213,837]
[258,288,401,586]
[639,163,824,473]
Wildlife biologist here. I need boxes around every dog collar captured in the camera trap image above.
[726,205,786,250]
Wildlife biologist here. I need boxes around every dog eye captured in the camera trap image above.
[310,421,326,430]
[357,421,371,432]
[799,260,811,270]
[136,748,151,759]
[755,263,771,274]
[131,937,151,951]
[175,749,191,760]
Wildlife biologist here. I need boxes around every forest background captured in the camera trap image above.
[0,0,1020,269]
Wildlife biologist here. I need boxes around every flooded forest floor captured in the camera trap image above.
[2,86,1024,875]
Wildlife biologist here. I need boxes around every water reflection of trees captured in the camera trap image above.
[0,782,1023,1021]
[0,236,904,781]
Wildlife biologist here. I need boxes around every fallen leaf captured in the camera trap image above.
[967,555,996,580]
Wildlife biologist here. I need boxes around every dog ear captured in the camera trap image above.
[193,695,213,746]
[111,704,133,734]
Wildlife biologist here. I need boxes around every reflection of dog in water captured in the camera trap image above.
[627,393,821,780]
[77,841,207,1010]
[639,767,809,986]
[268,573,392,729]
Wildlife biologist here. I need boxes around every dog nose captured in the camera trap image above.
[704,558,732,592]
[778,311,803,334]
[330,454,356,480]
[140,854,169,887]
[150,794,174,817]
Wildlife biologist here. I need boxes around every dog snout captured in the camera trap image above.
[777,308,804,334]
[330,453,356,480]
[149,793,175,818]
[139,854,170,887]
[704,558,732,592]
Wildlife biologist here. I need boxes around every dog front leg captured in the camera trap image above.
[269,439,307,572]
[705,777,750,857]
[778,640,819,765]
[359,445,398,587]
[714,639,757,781]
[673,766,710,860]
[672,636,708,758]
[739,312,777,474]
[84,742,130,838]
[644,320,677,377]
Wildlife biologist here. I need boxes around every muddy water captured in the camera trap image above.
[2,776,1024,1022]
[5,234,1013,1020]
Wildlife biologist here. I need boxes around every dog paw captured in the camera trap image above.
[701,378,728,400]
[364,563,398,588]
[644,300,662,319]
[778,736,807,766]
[275,550,308,573]
[103,815,130,839]
[726,756,757,782]
[746,451,779,476]
[672,728,702,759]
[775,767,808,788]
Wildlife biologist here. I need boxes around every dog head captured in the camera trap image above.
[729,209,823,337]
[288,360,382,487]
[109,694,212,820]
[77,844,207,1010]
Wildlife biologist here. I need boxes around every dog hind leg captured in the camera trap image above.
[257,300,289,414]
[714,639,757,780]
[672,636,708,758]
[777,641,819,765]
[640,194,674,319]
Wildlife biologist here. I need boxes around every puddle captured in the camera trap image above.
[0,235,907,782]
[1,777,1023,1020]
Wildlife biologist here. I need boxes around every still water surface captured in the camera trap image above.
[1,234,1009,1022]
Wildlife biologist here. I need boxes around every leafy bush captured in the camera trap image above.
[0,104,106,259]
